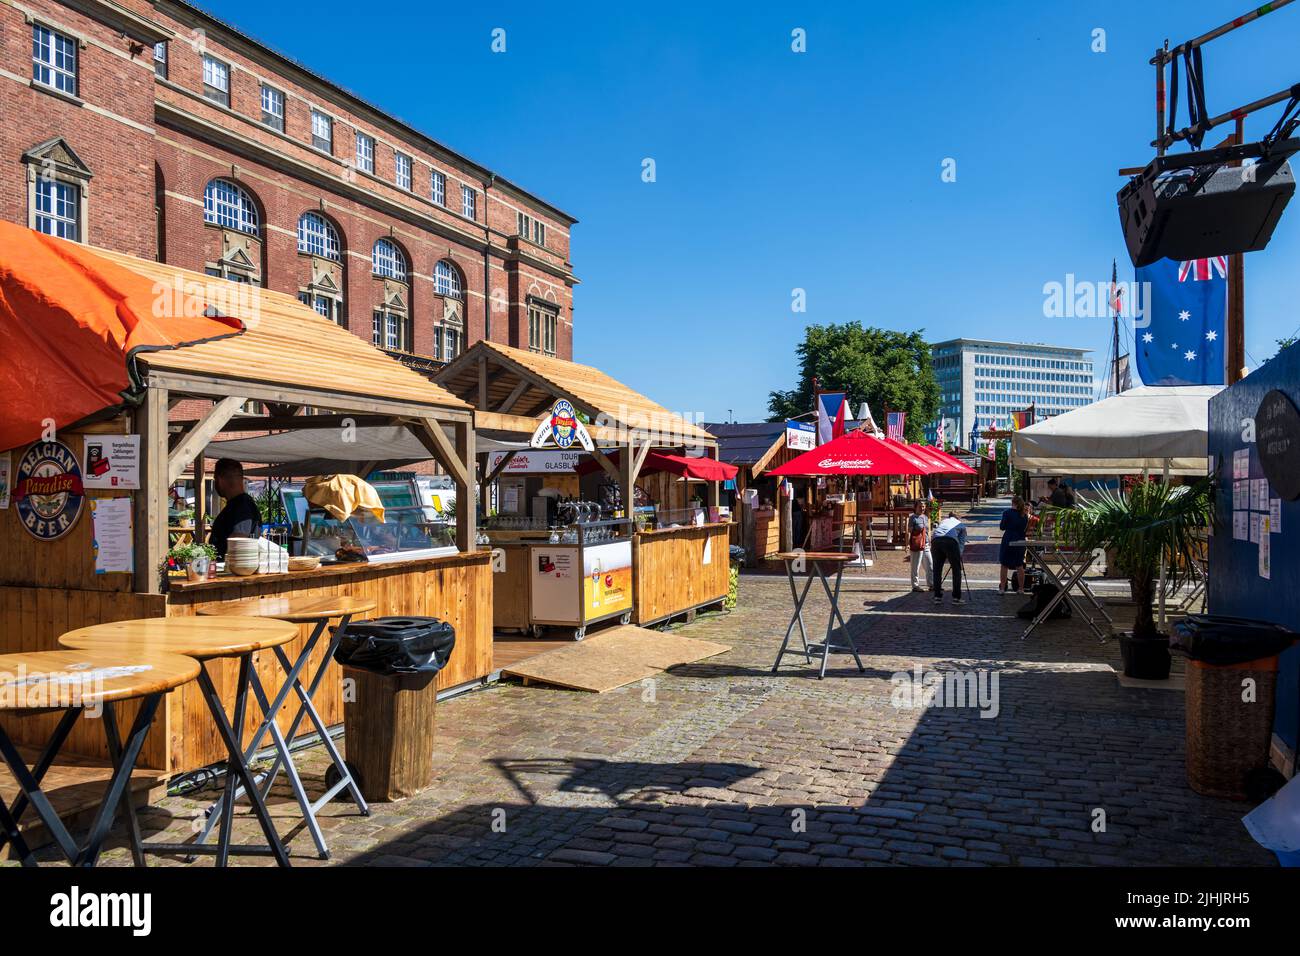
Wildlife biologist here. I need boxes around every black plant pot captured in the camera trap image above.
[1118,631,1171,680]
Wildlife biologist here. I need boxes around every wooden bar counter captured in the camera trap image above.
[633,522,731,626]
[0,547,492,777]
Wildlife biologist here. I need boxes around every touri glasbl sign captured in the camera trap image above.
[530,399,594,452]
[15,439,86,540]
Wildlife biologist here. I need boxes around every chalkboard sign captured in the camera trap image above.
[1256,389,1300,500]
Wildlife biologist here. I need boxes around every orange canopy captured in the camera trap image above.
[0,223,243,451]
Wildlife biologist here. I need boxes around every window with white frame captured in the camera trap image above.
[34,178,80,240]
[297,211,340,260]
[299,290,343,327]
[201,55,229,107]
[517,211,545,246]
[395,152,412,190]
[355,132,374,173]
[434,260,462,298]
[32,25,78,97]
[373,308,408,351]
[430,170,445,206]
[442,325,461,361]
[311,110,333,153]
[527,303,558,356]
[461,184,476,220]
[261,85,285,131]
[372,238,407,281]
[204,179,259,235]
[153,41,167,80]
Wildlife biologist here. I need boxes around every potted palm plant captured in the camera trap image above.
[1050,476,1214,679]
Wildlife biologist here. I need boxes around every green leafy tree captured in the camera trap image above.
[767,323,939,442]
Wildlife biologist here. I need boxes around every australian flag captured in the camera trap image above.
[1134,257,1226,386]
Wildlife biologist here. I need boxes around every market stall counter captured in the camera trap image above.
[0,230,488,779]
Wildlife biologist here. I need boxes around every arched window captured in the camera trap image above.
[372,238,407,281]
[434,259,462,298]
[203,179,259,235]
[298,211,340,260]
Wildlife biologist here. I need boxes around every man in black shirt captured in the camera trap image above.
[209,458,262,558]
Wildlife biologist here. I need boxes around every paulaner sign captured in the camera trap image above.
[15,440,85,541]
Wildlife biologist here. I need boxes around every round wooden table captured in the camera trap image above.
[770,552,866,679]
[61,617,299,867]
[0,648,198,867]
[192,595,377,858]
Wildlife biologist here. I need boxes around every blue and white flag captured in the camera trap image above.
[1134,257,1226,386]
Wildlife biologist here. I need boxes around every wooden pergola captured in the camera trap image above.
[435,340,720,512]
[87,249,479,591]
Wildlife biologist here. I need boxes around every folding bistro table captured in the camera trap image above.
[771,551,865,679]
[59,616,299,866]
[189,595,376,859]
[1015,539,1112,641]
[0,648,199,867]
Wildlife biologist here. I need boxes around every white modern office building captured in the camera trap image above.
[929,338,1095,447]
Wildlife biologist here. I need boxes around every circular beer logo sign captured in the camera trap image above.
[15,440,86,541]
[549,400,580,449]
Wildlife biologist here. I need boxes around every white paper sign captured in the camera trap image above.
[1233,480,1247,510]
[1250,513,1262,544]
[0,451,10,509]
[1233,448,1249,480]
[82,435,141,490]
[1270,498,1282,533]
[1233,511,1249,541]
[90,497,133,574]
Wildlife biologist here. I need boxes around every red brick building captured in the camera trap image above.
[1,0,578,374]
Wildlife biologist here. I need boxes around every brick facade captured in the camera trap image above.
[0,0,577,369]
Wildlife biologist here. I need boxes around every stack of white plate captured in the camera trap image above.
[226,537,261,576]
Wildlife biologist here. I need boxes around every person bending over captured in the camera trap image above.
[930,512,969,604]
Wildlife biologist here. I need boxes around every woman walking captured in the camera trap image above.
[907,500,932,592]
[999,496,1030,594]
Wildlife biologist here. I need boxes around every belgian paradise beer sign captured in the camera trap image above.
[14,440,86,540]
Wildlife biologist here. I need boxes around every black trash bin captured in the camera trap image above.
[334,617,455,802]
[1171,615,1296,800]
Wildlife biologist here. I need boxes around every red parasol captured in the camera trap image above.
[922,445,979,475]
[575,449,738,481]
[883,438,977,475]
[767,430,930,477]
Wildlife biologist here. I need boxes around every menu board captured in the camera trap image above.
[1256,389,1300,500]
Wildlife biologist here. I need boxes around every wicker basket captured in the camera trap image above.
[1184,657,1279,800]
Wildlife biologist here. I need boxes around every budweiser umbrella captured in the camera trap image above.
[884,438,977,475]
[923,445,979,475]
[768,430,929,477]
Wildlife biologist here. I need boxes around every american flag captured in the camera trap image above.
[886,411,905,441]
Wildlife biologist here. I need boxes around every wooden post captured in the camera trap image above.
[1227,118,1247,384]
[193,450,206,544]
[455,419,476,552]
[619,440,636,520]
[134,384,168,593]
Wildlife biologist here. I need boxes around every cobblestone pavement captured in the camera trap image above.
[27,499,1272,867]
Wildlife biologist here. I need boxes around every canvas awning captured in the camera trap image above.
[575,449,738,481]
[1010,385,1222,476]
[206,426,527,476]
[0,223,244,451]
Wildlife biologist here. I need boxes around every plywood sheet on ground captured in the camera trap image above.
[501,625,730,693]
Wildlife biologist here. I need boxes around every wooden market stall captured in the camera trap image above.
[434,341,733,635]
[0,240,487,778]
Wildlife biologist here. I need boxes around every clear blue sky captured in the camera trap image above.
[201,0,1300,421]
